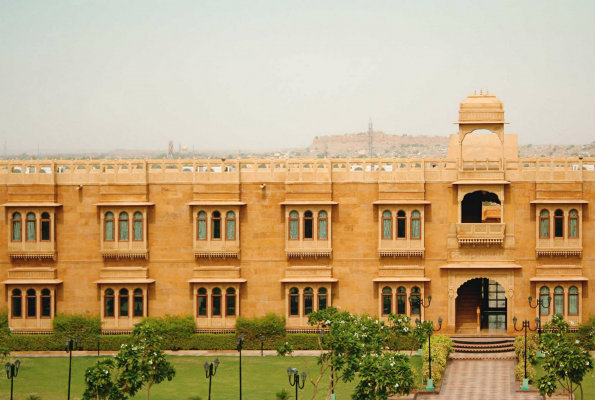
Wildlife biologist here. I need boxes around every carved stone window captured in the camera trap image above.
[285,206,332,259]
[535,205,583,258]
[99,207,150,260]
[377,205,425,258]
[6,207,58,261]
[192,206,241,259]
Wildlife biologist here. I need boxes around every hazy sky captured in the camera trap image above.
[1,1,594,154]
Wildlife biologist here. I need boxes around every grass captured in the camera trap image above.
[533,358,595,400]
[5,355,423,400]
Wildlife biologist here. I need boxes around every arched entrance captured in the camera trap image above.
[456,278,507,334]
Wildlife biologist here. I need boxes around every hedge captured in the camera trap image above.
[421,335,452,383]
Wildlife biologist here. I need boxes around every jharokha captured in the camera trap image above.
[1,93,593,335]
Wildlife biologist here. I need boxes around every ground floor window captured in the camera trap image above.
[378,284,424,319]
[286,284,332,324]
[194,285,240,322]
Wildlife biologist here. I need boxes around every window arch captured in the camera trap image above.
[11,212,22,242]
[539,286,550,316]
[26,289,36,318]
[197,211,207,240]
[119,289,129,317]
[568,286,579,315]
[318,211,328,240]
[289,287,299,316]
[105,212,115,241]
[318,287,328,310]
[226,211,236,240]
[411,210,421,239]
[41,212,51,241]
[105,289,115,317]
[41,288,51,318]
[304,211,314,239]
[554,209,564,238]
[212,288,222,316]
[554,286,564,315]
[289,211,299,240]
[197,288,207,316]
[119,212,129,241]
[133,212,143,241]
[382,210,392,239]
[397,287,406,315]
[539,210,550,239]
[569,209,579,238]
[226,288,236,316]
[382,287,392,315]
[133,289,144,317]
[397,210,406,238]
[410,287,421,316]
[26,212,36,242]
[304,287,314,315]
[11,289,22,318]
[212,211,222,240]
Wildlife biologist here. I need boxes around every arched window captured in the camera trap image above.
[397,210,406,239]
[197,288,207,316]
[41,288,51,318]
[289,287,299,316]
[539,286,550,316]
[26,289,36,318]
[197,211,207,240]
[212,211,221,240]
[212,288,222,316]
[318,287,328,310]
[318,211,328,240]
[119,212,129,241]
[104,289,115,317]
[410,287,421,316]
[554,286,564,315]
[11,212,22,242]
[554,210,564,238]
[397,287,407,315]
[304,287,313,315]
[411,210,421,239]
[382,287,392,315]
[289,211,299,240]
[133,212,143,241]
[133,289,144,317]
[226,288,236,316]
[26,212,36,242]
[11,289,22,318]
[105,212,115,241]
[569,209,579,238]
[539,210,550,239]
[382,210,392,239]
[568,286,579,315]
[304,211,313,239]
[226,211,236,240]
[41,212,51,241]
[119,289,129,317]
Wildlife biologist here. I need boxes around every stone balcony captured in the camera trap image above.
[456,223,506,247]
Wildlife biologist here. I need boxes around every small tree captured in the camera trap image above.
[352,352,415,400]
[115,322,176,400]
[82,359,127,400]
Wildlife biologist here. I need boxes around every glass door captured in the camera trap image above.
[481,279,507,331]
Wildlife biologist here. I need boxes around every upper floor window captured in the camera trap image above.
[318,211,328,239]
[569,209,579,238]
[382,211,392,239]
[569,286,579,315]
[41,212,51,241]
[226,212,236,240]
[100,208,149,259]
[26,212,36,241]
[411,210,421,239]
[554,210,564,238]
[212,211,222,240]
[11,213,21,242]
[397,210,406,238]
[119,212,129,241]
[304,211,313,239]
[197,211,207,240]
[539,210,550,239]
[133,212,143,241]
[554,286,564,315]
[105,212,115,241]
[289,211,299,240]
[193,207,241,258]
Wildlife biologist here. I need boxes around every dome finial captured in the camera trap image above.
[480,89,483,95]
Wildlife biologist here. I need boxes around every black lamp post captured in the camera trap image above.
[96,334,101,357]
[513,317,538,391]
[287,367,307,400]
[410,294,432,355]
[528,295,550,358]
[203,358,220,400]
[415,317,442,391]
[260,335,265,356]
[319,329,334,396]
[236,333,245,400]
[5,360,20,400]
[65,335,79,400]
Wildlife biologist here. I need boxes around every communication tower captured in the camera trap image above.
[168,141,174,159]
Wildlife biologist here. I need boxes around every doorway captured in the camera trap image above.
[456,278,507,333]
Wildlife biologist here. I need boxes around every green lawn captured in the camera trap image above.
[4,355,423,400]
[534,358,595,400]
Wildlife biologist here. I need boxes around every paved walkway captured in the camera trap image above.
[418,360,541,400]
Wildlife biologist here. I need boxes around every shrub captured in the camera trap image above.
[575,316,595,351]
[421,335,452,383]
[514,334,538,365]
[140,314,195,349]
[235,313,286,347]
[275,388,291,400]
[515,360,536,383]
[52,312,101,349]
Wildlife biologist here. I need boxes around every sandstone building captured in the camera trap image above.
[1,93,592,335]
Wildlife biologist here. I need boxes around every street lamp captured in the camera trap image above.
[319,329,335,398]
[287,367,307,400]
[5,360,20,400]
[96,335,101,357]
[65,335,79,400]
[203,358,220,400]
[415,317,442,391]
[236,333,245,400]
[260,335,265,356]
[528,295,550,358]
[513,317,538,390]
[410,294,432,356]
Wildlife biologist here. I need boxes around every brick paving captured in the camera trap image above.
[417,360,541,400]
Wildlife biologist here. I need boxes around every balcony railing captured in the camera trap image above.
[456,223,505,247]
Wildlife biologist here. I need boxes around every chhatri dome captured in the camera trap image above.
[456,90,507,125]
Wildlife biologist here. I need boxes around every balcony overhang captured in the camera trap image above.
[187,278,247,283]
[452,180,510,185]
[372,277,430,282]
[187,201,246,206]
[95,202,154,206]
[280,201,338,205]
[2,279,63,285]
[1,202,62,207]
[279,277,338,283]
[373,200,431,205]
[530,200,588,204]
[529,276,588,282]
[94,278,155,284]
[440,262,522,269]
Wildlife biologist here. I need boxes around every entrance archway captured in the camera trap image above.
[455,278,507,334]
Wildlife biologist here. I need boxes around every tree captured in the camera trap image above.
[82,359,127,400]
[115,322,176,400]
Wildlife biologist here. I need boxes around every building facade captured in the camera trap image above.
[1,93,593,334]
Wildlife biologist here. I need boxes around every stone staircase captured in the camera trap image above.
[455,280,481,333]
[450,336,516,360]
